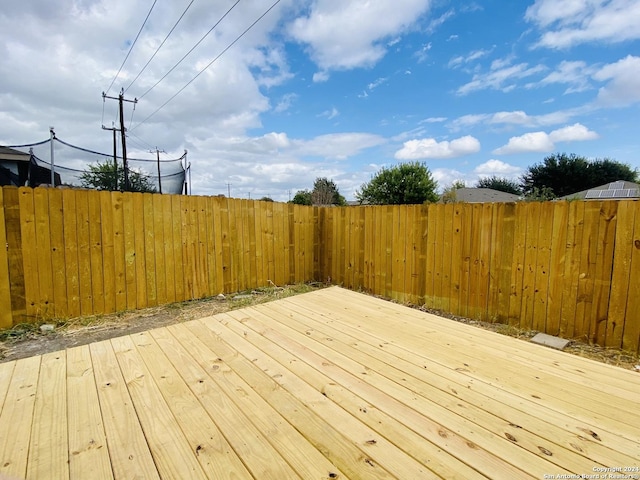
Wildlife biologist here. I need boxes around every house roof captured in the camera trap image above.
[0,146,31,162]
[447,187,520,203]
[559,180,640,200]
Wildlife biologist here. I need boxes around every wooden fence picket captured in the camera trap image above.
[0,186,638,353]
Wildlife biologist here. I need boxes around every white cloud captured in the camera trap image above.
[426,9,455,33]
[420,117,448,124]
[537,60,595,93]
[493,123,598,154]
[395,135,481,159]
[527,0,640,48]
[448,47,493,68]
[368,77,389,90]
[474,159,522,177]
[456,62,547,95]
[313,71,330,83]
[493,132,555,155]
[549,123,599,142]
[241,132,291,153]
[295,133,386,159]
[414,42,433,63]
[431,168,468,190]
[273,93,298,113]
[448,108,583,131]
[447,114,491,130]
[490,111,532,125]
[288,0,432,71]
[593,55,640,107]
[318,107,340,120]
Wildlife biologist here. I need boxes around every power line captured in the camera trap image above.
[127,131,176,161]
[124,0,198,94]
[132,0,282,130]
[137,0,241,101]
[105,0,158,95]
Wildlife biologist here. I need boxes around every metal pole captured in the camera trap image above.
[118,92,129,191]
[103,91,136,190]
[49,127,55,186]
[156,148,162,194]
[113,128,118,190]
[150,147,165,194]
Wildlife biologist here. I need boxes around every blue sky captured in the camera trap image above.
[1,0,639,200]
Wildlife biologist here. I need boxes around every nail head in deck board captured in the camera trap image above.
[531,333,571,350]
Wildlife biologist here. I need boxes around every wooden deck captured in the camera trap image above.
[0,287,638,479]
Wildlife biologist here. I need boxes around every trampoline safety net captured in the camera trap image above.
[1,137,187,194]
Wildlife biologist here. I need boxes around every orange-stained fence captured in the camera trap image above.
[1,187,639,353]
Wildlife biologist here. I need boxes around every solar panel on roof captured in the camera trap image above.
[585,188,639,199]
[609,181,626,190]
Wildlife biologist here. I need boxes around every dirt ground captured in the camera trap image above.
[1,283,639,372]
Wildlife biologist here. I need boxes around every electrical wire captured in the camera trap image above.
[105,0,158,95]
[124,0,198,94]
[129,101,136,130]
[127,131,175,160]
[132,0,282,130]
[137,0,241,100]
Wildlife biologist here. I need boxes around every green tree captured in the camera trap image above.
[440,180,466,204]
[356,161,438,205]
[521,153,638,197]
[523,186,556,202]
[259,196,274,202]
[475,176,522,195]
[311,177,347,206]
[291,189,312,205]
[79,160,157,193]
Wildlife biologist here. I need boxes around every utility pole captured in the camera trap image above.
[182,150,188,195]
[150,147,165,194]
[103,89,137,191]
[49,127,55,186]
[227,183,232,198]
[102,122,119,190]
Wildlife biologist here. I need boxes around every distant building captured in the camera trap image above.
[0,146,61,187]
[441,187,521,203]
[559,180,640,200]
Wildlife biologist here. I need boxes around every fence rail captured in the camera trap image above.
[1,187,639,353]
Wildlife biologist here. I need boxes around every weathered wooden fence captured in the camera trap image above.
[1,186,639,352]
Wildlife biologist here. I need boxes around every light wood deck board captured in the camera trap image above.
[0,286,638,479]
[273,296,636,467]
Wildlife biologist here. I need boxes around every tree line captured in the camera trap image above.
[291,153,638,206]
[81,153,637,203]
